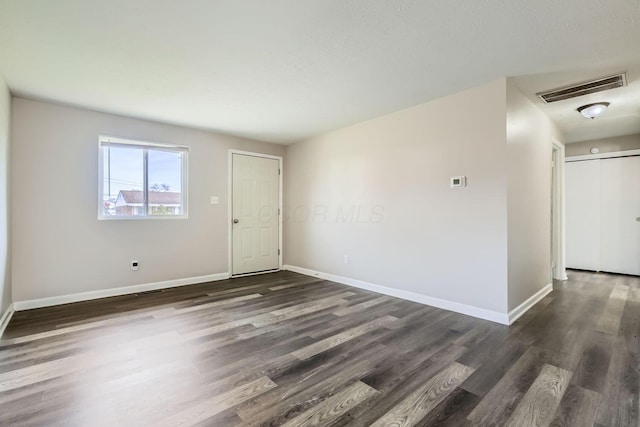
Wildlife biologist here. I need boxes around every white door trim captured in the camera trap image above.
[552,138,568,281]
[228,150,283,277]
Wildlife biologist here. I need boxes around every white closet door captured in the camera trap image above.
[600,156,640,275]
[566,160,601,271]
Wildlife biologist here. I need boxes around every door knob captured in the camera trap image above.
[233,219,239,224]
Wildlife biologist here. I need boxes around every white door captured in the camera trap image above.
[566,160,601,271]
[600,156,640,275]
[231,153,280,275]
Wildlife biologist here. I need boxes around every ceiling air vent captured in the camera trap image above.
[537,73,627,103]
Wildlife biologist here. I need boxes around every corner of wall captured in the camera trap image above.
[505,80,555,312]
[284,79,511,318]
[10,98,284,303]
[0,74,12,318]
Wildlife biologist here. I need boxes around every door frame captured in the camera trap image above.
[551,138,568,281]
[228,149,283,277]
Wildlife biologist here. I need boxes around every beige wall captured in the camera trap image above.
[285,79,509,314]
[565,133,640,156]
[11,98,284,302]
[0,77,11,314]
[10,80,562,318]
[506,81,562,310]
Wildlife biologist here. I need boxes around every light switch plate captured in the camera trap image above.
[450,176,466,188]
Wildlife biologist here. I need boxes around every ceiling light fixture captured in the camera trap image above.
[577,102,610,119]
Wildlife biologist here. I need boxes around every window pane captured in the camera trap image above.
[103,146,144,217]
[147,149,183,216]
[99,136,187,219]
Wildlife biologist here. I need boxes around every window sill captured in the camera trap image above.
[98,215,189,221]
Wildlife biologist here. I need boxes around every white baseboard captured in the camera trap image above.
[231,269,280,278]
[10,267,552,326]
[283,264,510,325]
[507,283,553,324]
[0,303,15,338]
[13,272,230,311]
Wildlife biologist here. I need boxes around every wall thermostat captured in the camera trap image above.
[450,176,466,188]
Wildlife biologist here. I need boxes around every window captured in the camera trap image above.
[99,135,188,219]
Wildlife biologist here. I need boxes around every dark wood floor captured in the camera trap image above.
[0,270,638,426]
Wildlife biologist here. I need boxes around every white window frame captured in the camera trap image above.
[98,135,189,220]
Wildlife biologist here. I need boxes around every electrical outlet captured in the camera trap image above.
[210,196,219,205]
[344,255,349,264]
[131,260,139,271]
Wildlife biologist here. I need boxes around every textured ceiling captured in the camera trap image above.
[0,0,639,144]
[512,60,640,143]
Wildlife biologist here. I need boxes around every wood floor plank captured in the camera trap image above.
[335,345,469,427]
[549,384,601,427]
[370,362,474,427]
[505,364,573,427]
[307,303,403,340]
[570,331,614,393]
[594,283,629,335]
[332,296,391,317]
[466,346,550,425]
[417,386,480,427]
[594,337,640,426]
[0,349,132,393]
[619,286,640,355]
[269,291,355,317]
[2,312,158,345]
[292,315,398,360]
[281,380,379,427]
[1,270,638,426]
[156,376,277,427]
[250,292,354,327]
[235,342,391,425]
[458,336,528,397]
[268,278,323,291]
[174,293,263,314]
